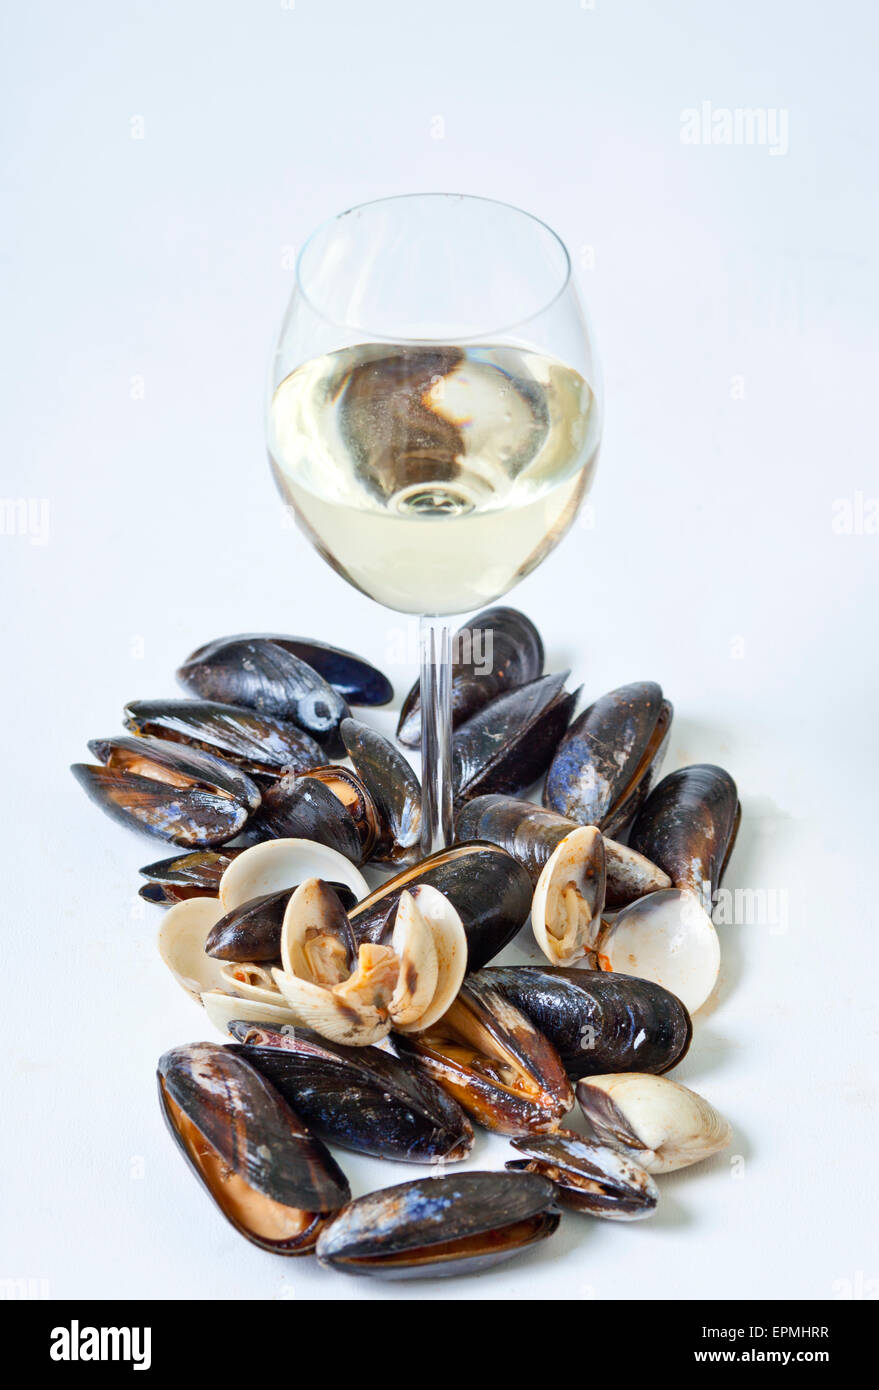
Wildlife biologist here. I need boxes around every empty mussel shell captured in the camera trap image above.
[397,606,544,747]
[176,636,351,756]
[506,1131,659,1220]
[393,974,574,1135]
[477,966,692,1080]
[543,681,672,835]
[157,1042,349,1253]
[531,825,606,965]
[349,842,532,971]
[576,1073,732,1174]
[73,736,261,847]
[316,1171,559,1279]
[629,763,741,913]
[453,673,577,805]
[123,698,323,777]
[228,1023,473,1163]
[596,888,721,1015]
[455,793,671,907]
[138,848,244,905]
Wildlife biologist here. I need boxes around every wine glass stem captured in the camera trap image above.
[419,614,454,854]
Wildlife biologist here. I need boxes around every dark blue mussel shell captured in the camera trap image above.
[226,1023,473,1163]
[176,636,352,756]
[316,1171,558,1278]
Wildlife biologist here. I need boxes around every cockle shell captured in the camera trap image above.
[596,887,720,1015]
[219,838,368,912]
[531,826,606,966]
[271,880,467,1047]
[576,1073,731,1173]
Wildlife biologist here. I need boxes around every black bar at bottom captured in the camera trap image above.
[0,1298,871,1373]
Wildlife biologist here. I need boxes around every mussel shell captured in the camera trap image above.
[543,681,672,835]
[316,1171,558,1279]
[452,673,577,804]
[176,637,350,756]
[341,718,422,865]
[477,965,692,1080]
[348,842,532,971]
[139,848,244,904]
[397,607,544,747]
[204,884,359,963]
[393,975,574,1135]
[157,1042,349,1254]
[455,793,670,908]
[629,763,741,911]
[506,1131,659,1219]
[124,698,323,776]
[203,889,292,963]
[455,794,573,881]
[204,634,392,706]
[243,774,363,862]
[227,1024,473,1163]
[73,736,260,848]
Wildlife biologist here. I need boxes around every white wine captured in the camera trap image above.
[269,343,599,614]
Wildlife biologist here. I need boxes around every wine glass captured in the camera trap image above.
[267,194,601,855]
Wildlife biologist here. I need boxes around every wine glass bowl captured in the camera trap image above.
[267,194,601,849]
[268,194,601,616]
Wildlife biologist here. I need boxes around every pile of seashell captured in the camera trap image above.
[73,610,740,1278]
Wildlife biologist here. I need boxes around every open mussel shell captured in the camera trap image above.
[455,793,671,907]
[228,1023,473,1163]
[242,774,363,863]
[397,607,544,747]
[477,965,692,1080]
[597,888,720,1015]
[531,826,606,966]
[316,1171,559,1279]
[393,975,574,1135]
[157,1042,349,1254]
[453,672,577,805]
[340,718,421,865]
[349,842,532,971]
[629,763,741,912]
[543,681,672,835]
[193,634,393,706]
[576,1073,732,1174]
[138,848,244,905]
[176,636,350,756]
[123,698,323,777]
[506,1131,659,1220]
[73,735,260,847]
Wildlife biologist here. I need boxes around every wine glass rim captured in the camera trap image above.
[294,192,573,343]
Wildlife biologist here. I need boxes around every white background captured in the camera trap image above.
[3,0,878,1302]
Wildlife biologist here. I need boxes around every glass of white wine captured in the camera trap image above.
[267,194,601,854]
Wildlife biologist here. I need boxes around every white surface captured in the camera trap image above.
[2,0,878,1301]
